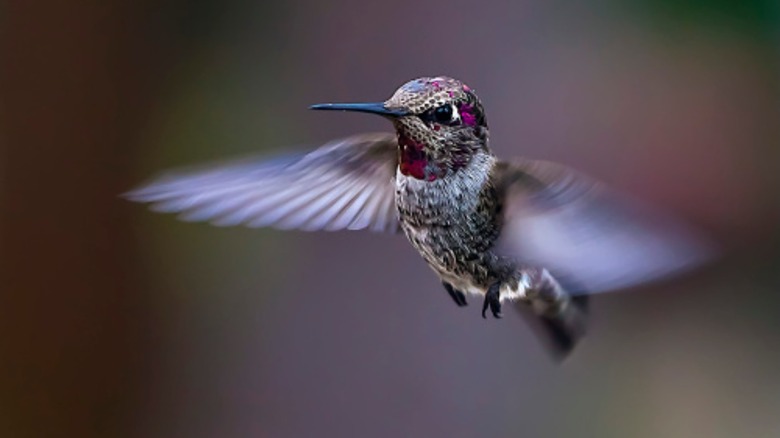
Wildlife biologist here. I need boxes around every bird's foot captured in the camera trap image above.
[442,281,468,307]
[482,282,502,319]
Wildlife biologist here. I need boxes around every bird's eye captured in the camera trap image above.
[433,104,457,124]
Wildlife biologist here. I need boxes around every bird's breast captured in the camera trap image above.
[394,153,496,222]
[395,169,481,225]
[394,155,502,283]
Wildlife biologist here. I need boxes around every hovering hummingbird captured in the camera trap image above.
[126,76,714,358]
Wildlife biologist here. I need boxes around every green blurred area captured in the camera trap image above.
[628,0,779,36]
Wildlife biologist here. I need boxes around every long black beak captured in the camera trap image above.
[309,102,408,118]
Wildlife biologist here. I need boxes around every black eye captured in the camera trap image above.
[433,104,454,123]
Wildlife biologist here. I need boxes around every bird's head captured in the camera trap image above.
[311,76,489,181]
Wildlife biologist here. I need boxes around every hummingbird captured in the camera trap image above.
[126,76,714,358]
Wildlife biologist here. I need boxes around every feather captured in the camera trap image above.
[125,133,401,233]
[494,159,717,294]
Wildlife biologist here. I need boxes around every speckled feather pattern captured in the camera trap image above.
[395,152,520,295]
[386,77,489,181]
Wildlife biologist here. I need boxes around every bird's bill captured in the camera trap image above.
[309,102,408,117]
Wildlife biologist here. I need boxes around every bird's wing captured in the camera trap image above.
[125,133,401,233]
[493,159,717,294]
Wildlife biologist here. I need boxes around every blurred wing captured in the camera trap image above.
[494,159,717,294]
[125,133,401,232]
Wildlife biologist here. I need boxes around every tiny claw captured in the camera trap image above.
[482,283,502,319]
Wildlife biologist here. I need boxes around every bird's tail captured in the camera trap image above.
[514,270,589,360]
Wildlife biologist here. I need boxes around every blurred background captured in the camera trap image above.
[3,1,780,437]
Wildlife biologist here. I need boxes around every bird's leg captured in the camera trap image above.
[442,281,468,307]
[482,282,502,319]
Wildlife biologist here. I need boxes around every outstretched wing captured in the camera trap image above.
[494,159,717,294]
[125,133,401,232]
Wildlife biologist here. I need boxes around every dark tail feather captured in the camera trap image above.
[515,287,589,361]
[537,294,588,359]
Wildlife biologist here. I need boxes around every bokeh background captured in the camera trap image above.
[3,1,780,437]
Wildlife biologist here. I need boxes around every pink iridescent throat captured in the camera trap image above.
[398,135,441,181]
